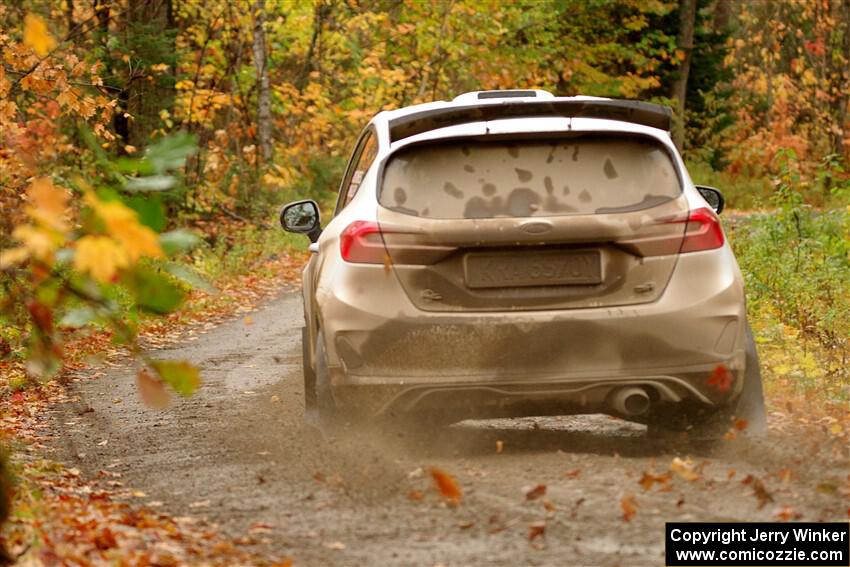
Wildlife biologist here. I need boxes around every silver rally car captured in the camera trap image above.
[280,89,766,438]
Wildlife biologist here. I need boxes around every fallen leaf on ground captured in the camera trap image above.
[670,457,700,482]
[408,490,424,501]
[249,522,274,534]
[93,527,118,550]
[523,484,547,501]
[639,471,672,491]
[430,467,462,505]
[777,468,793,484]
[563,468,581,479]
[621,494,638,522]
[741,474,774,509]
[528,521,545,541]
[495,440,504,453]
[774,505,802,521]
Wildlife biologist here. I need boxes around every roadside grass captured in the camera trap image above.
[688,161,774,210]
[726,207,849,439]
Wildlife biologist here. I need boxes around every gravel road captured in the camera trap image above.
[53,293,849,566]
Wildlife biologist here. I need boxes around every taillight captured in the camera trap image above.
[679,207,725,253]
[618,207,725,257]
[340,221,386,264]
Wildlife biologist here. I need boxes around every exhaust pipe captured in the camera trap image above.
[610,387,650,416]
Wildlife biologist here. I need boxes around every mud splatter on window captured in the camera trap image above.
[381,136,680,219]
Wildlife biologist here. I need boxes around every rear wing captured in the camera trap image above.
[388,99,672,143]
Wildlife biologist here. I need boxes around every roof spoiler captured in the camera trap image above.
[388,99,672,142]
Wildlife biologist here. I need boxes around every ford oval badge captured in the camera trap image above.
[519,220,553,234]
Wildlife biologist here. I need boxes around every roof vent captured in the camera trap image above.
[452,89,555,103]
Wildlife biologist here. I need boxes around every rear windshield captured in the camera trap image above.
[380,135,681,219]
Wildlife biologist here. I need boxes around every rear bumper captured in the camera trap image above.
[317,247,748,418]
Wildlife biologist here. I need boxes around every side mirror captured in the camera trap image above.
[280,199,322,242]
[695,185,725,214]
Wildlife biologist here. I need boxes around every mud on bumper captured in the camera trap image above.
[330,362,744,421]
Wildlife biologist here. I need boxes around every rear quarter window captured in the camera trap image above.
[380,135,681,219]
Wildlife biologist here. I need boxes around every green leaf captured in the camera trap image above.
[145,132,197,175]
[114,156,155,176]
[124,266,185,314]
[161,262,215,292]
[59,307,100,328]
[149,360,200,397]
[124,175,176,192]
[159,230,202,255]
[125,195,166,231]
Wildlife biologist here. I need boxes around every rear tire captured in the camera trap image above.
[302,326,318,421]
[647,324,766,440]
[312,333,345,436]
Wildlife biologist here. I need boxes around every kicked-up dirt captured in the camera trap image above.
[51,293,849,566]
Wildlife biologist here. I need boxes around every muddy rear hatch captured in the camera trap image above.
[373,134,689,312]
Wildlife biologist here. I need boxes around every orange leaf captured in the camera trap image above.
[741,474,774,509]
[136,369,170,409]
[774,505,801,521]
[638,471,672,491]
[528,521,546,541]
[24,14,56,56]
[670,457,700,482]
[430,467,461,505]
[621,494,638,522]
[523,484,547,501]
[706,364,734,393]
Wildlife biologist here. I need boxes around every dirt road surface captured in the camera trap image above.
[52,293,849,566]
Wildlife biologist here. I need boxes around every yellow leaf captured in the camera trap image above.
[74,236,129,282]
[26,178,69,232]
[12,225,59,260]
[23,14,56,57]
[0,247,30,268]
[111,221,162,262]
[85,193,163,261]
[670,457,700,482]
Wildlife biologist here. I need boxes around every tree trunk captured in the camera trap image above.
[711,0,731,32]
[670,0,697,150]
[66,0,75,34]
[121,0,176,149]
[298,1,327,90]
[252,0,273,162]
[831,0,850,160]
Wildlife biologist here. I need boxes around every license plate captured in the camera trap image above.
[465,250,602,289]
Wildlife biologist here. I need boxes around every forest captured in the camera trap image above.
[0,0,848,563]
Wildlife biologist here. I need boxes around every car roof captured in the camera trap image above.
[370,90,672,145]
